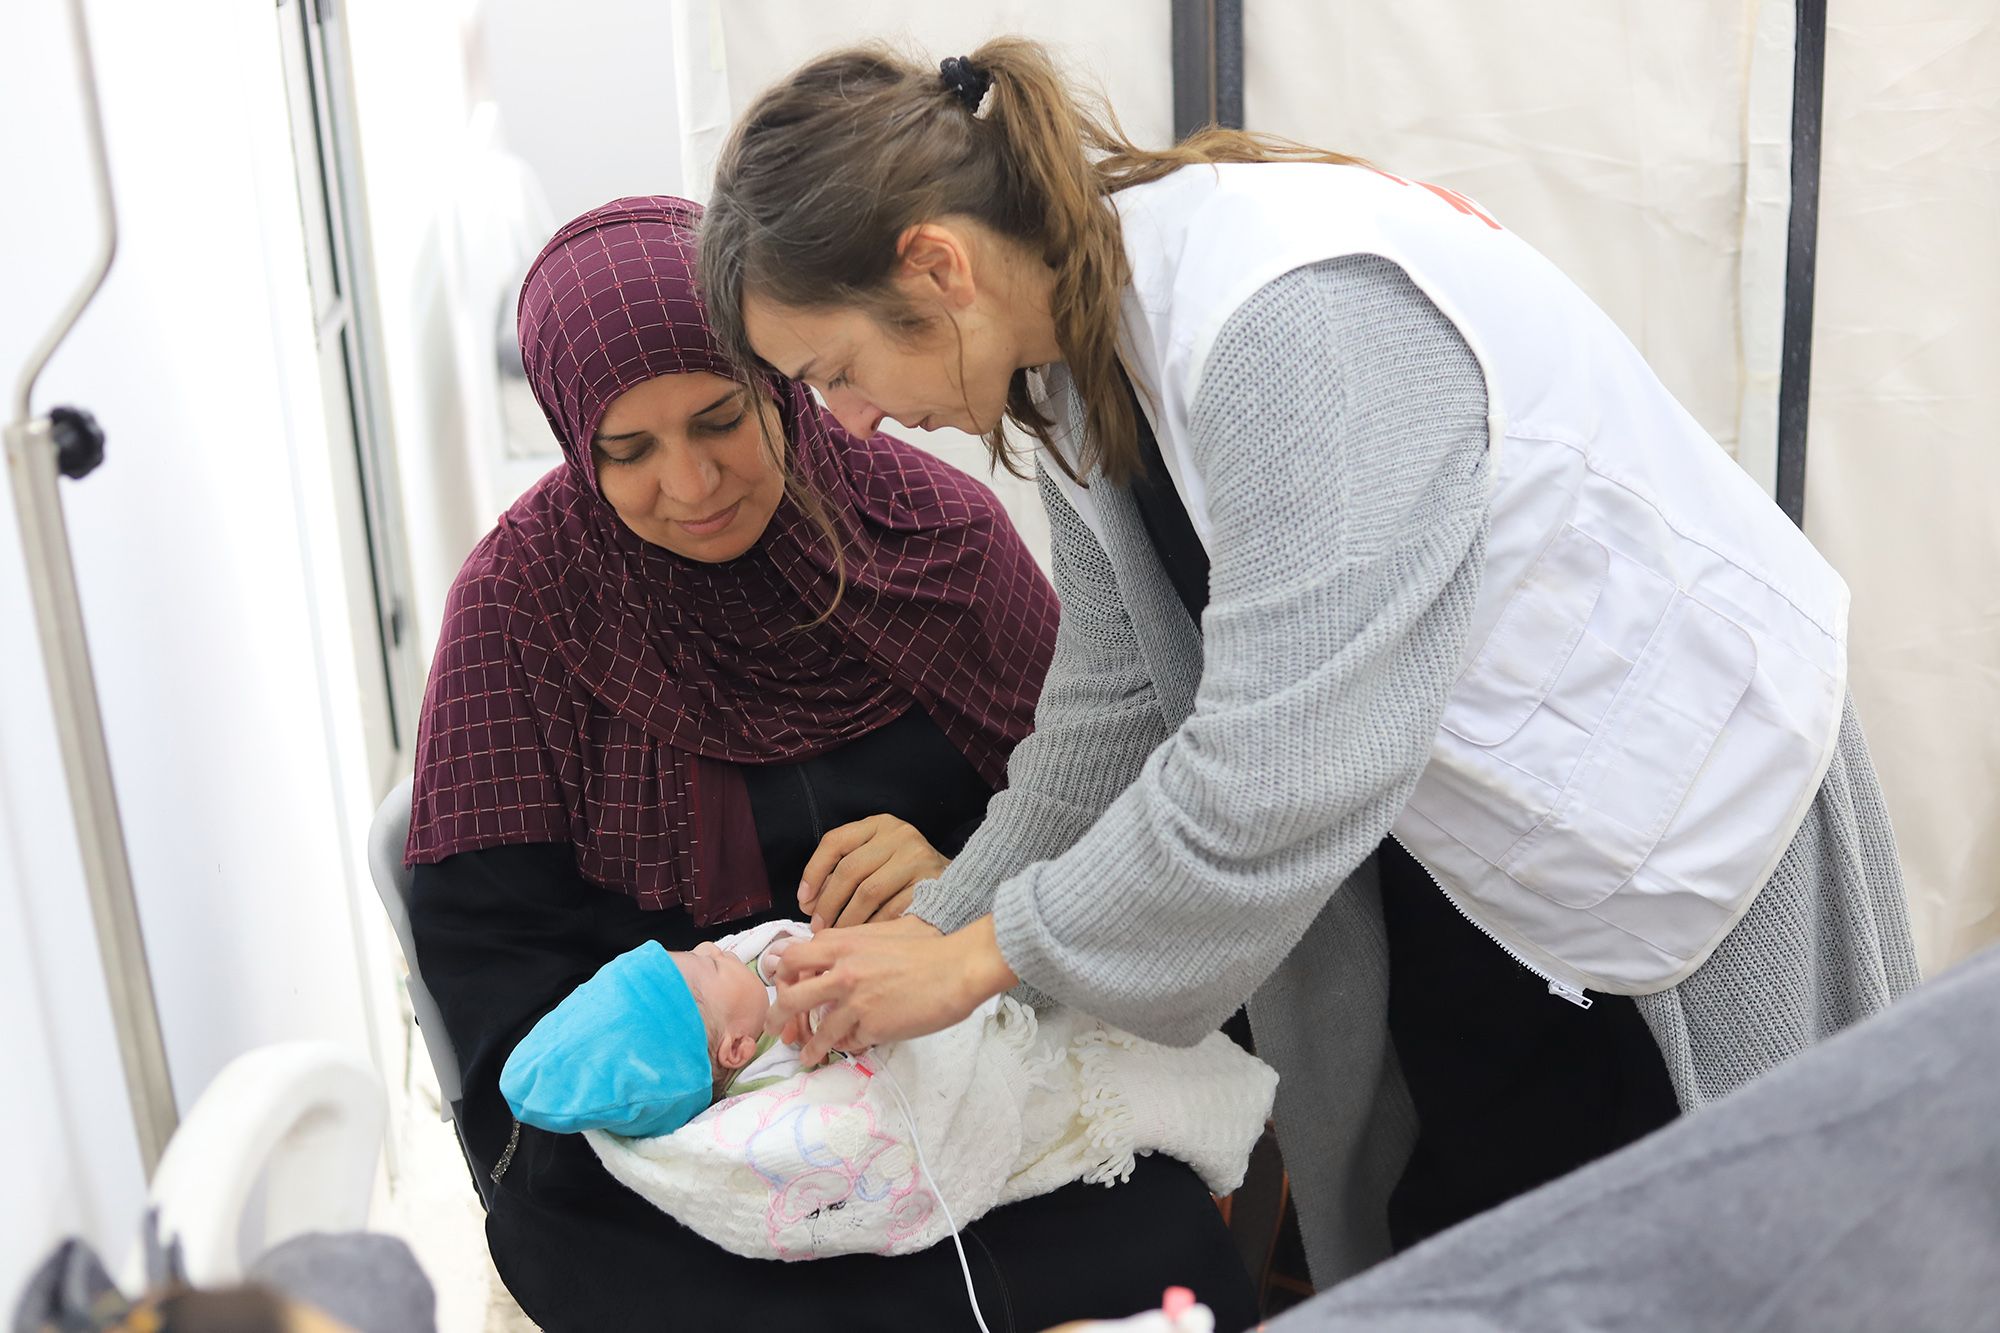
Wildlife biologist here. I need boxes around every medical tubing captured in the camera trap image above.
[871,1058,993,1333]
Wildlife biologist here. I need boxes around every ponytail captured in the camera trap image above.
[702,38,1360,485]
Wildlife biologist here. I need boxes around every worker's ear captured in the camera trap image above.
[718,1032,758,1071]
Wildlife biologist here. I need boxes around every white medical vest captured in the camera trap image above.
[1044,163,1849,995]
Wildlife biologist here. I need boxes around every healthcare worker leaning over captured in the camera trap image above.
[700,38,1923,1284]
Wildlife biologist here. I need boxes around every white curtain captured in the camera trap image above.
[1806,6,2000,972]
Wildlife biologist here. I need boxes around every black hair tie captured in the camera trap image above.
[939,56,994,116]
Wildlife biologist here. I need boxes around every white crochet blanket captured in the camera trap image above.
[586,998,1276,1260]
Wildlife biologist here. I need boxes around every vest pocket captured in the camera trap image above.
[1499,589,1756,909]
[1409,527,1609,865]
[1441,525,1609,748]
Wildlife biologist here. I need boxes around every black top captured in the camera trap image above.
[1121,393,1678,1250]
[409,705,1256,1332]
[738,705,992,897]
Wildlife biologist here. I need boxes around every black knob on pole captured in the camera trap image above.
[48,405,106,480]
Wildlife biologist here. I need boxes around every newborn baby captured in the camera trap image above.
[501,920,816,1138]
[682,921,824,1097]
[500,921,1277,1263]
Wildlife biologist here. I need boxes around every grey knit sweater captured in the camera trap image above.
[910,256,1920,1286]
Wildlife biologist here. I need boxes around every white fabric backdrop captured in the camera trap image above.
[1244,0,1769,475]
[1806,6,2000,972]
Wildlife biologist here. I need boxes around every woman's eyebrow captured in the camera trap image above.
[692,387,747,418]
[594,389,741,443]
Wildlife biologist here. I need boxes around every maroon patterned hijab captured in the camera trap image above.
[405,197,1057,924]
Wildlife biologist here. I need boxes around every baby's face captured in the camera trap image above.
[671,941,771,1048]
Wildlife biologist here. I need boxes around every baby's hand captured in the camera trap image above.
[774,1001,824,1050]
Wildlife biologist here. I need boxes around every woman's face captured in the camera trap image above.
[739,300,1005,440]
[591,371,787,561]
[738,224,1025,440]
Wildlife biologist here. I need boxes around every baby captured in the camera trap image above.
[501,920,817,1139]
[668,920,816,1098]
[501,923,1278,1264]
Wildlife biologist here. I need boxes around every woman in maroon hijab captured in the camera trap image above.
[403,198,1255,1332]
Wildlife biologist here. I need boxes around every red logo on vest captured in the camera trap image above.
[1367,167,1504,230]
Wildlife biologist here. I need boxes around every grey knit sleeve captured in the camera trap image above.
[909,466,1172,937]
[991,255,1493,1044]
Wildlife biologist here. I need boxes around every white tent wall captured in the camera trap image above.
[478,0,685,227]
[1244,3,1771,485]
[346,0,698,648]
[1807,7,2000,972]
[1,0,408,1300]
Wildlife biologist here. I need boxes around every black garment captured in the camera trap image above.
[1126,416,1211,620]
[1376,839,1680,1248]
[409,708,1257,1332]
[1121,390,1680,1254]
[739,706,993,898]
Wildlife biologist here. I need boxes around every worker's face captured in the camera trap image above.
[590,372,788,562]
[739,223,1019,441]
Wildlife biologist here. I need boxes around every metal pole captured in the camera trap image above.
[6,0,178,1174]
[1213,0,1243,132]
[1171,0,1246,141]
[1776,0,1827,527]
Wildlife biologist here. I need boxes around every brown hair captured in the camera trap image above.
[700,37,1360,486]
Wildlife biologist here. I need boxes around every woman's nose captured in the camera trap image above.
[655,442,722,507]
[823,386,884,438]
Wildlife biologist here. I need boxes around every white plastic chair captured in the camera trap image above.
[133,1041,384,1288]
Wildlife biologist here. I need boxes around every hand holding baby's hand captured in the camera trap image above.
[773,914,942,1048]
[768,915,1013,1068]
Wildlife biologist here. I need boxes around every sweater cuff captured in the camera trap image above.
[909,874,986,936]
[989,876,1065,1012]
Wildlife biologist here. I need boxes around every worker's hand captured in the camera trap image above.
[767,914,1017,1067]
[798,814,949,931]
[771,913,941,1047]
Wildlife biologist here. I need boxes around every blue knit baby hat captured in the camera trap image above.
[500,940,712,1138]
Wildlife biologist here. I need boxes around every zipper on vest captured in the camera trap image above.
[1389,834,1595,1009]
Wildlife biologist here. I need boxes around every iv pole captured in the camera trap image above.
[4,0,178,1174]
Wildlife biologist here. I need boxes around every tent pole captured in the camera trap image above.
[1171,0,1244,140]
[1776,0,1828,527]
